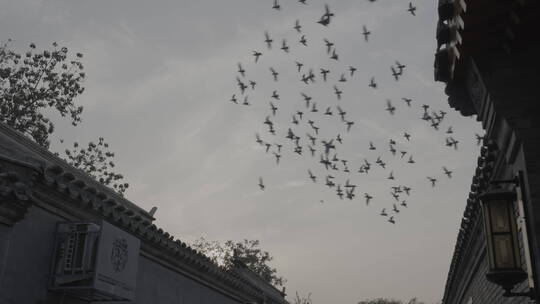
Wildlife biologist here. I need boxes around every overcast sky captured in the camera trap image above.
[1,1,484,303]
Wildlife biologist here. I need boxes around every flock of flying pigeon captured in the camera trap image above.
[228,1,484,225]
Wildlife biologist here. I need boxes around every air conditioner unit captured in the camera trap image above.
[50,220,140,302]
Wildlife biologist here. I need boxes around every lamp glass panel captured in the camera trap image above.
[488,200,511,233]
[493,234,516,269]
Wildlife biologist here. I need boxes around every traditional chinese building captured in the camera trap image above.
[0,122,288,304]
[434,0,540,302]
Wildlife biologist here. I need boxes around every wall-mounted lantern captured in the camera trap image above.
[479,186,535,298]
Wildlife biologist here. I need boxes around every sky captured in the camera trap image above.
[1,1,484,303]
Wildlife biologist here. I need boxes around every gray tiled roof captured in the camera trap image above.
[0,122,288,304]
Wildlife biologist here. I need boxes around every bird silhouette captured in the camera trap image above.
[319,155,330,169]
[264,31,273,49]
[407,2,417,16]
[324,39,334,54]
[299,35,308,46]
[320,68,330,81]
[334,85,342,100]
[362,25,371,42]
[345,121,354,132]
[281,39,289,53]
[385,100,396,115]
[294,19,302,33]
[391,66,400,81]
[369,77,377,89]
[237,63,246,77]
[295,61,304,72]
[330,49,339,61]
[270,67,279,81]
[253,51,262,63]
[402,97,412,107]
[443,166,453,178]
[270,102,278,115]
[364,193,373,205]
[324,107,333,116]
[258,177,265,190]
[404,132,411,141]
[272,0,280,10]
[308,170,317,182]
[271,90,280,100]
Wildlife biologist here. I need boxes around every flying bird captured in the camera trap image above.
[334,85,342,100]
[346,66,357,77]
[407,2,417,16]
[443,166,453,178]
[330,49,339,61]
[258,177,265,190]
[308,170,316,182]
[320,68,330,81]
[369,77,377,89]
[337,106,346,120]
[385,100,396,115]
[237,63,246,77]
[396,60,406,72]
[402,97,412,106]
[362,25,371,41]
[391,66,400,81]
[324,38,334,54]
[272,0,281,10]
[273,152,281,164]
[364,193,373,205]
[264,31,273,49]
[247,79,256,90]
[294,19,302,33]
[299,35,307,46]
[281,39,289,53]
[324,107,333,116]
[270,67,279,81]
[295,61,304,72]
[270,102,278,116]
[427,176,437,187]
[404,132,411,141]
[345,121,354,132]
[255,133,263,145]
[253,51,262,63]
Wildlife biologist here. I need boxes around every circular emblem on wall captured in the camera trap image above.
[110,238,128,272]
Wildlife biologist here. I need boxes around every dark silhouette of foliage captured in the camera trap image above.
[1,40,128,195]
[0,40,85,148]
[191,238,285,288]
[62,137,129,195]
